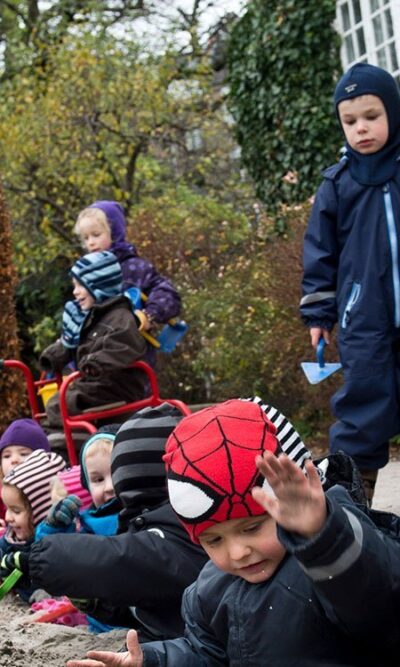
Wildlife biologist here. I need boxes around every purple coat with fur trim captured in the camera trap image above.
[90,201,181,324]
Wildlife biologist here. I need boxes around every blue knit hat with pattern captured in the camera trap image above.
[70,251,123,303]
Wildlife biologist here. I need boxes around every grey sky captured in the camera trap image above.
[133,1,245,48]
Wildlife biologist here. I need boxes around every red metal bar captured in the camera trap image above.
[58,361,191,465]
[2,360,42,420]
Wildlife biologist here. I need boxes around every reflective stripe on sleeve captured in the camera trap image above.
[298,509,363,581]
[300,291,336,307]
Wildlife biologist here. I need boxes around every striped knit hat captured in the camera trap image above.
[70,251,122,303]
[3,450,67,525]
[111,403,184,522]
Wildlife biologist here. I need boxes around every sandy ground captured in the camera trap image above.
[0,596,127,667]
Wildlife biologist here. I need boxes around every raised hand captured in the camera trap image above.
[66,629,144,667]
[47,495,81,528]
[252,452,327,538]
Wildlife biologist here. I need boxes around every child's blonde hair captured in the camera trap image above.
[74,207,110,237]
[84,437,114,462]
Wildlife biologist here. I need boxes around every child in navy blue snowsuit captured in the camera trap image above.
[300,63,400,502]
[74,200,181,368]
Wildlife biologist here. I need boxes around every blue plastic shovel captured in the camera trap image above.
[301,338,342,384]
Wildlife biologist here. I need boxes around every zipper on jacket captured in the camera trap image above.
[341,282,361,328]
[383,184,400,328]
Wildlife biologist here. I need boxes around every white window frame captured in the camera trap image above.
[336,0,400,81]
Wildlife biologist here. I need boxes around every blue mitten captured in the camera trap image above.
[61,300,88,349]
[46,495,82,528]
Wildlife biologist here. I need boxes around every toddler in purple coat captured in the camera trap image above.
[74,201,181,367]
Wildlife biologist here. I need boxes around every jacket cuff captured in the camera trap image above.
[304,319,335,331]
[278,491,363,582]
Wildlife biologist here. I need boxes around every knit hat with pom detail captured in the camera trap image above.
[3,450,67,525]
[0,419,50,455]
[163,399,280,543]
[112,403,184,524]
[70,251,122,303]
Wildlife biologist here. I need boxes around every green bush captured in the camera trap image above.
[228,0,342,214]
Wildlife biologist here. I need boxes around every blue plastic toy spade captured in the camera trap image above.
[301,338,342,385]
[157,320,188,353]
[124,287,188,353]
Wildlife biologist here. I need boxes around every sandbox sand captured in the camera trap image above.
[0,595,127,667]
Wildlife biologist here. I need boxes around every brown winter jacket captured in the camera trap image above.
[40,295,147,425]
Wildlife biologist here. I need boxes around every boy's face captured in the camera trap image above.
[2,485,32,541]
[72,278,95,311]
[78,216,112,253]
[85,449,115,508]
[1,445,33,477]
[338,94,389,154]
[198,514,286,584]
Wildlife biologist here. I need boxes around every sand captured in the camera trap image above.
[0,595,128,667]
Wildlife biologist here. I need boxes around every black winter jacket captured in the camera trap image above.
[141,486,400,666]
[29,502,208,640]
[40,295,147,424]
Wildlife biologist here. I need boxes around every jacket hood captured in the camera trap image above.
[89,201,127,243]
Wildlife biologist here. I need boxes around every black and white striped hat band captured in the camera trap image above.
[242,396,312,471]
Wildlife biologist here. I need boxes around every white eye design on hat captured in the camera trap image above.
[167,474,222,523]
[167,472,276,523]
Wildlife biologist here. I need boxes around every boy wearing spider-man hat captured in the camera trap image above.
[68,399,400,667]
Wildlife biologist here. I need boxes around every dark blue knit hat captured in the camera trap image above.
[334,63,400,139]
[70,251,123,303]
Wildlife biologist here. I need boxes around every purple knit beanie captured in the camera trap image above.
[89,201,127,244]
[0,419,50,456]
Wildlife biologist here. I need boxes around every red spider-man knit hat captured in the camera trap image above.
[163,399,279,543]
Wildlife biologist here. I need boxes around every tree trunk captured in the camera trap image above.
[0,179,26,431]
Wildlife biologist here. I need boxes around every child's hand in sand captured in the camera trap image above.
[252,452,327,538]
[66,629,143,667]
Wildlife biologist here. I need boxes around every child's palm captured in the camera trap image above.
[66,630,143,667]
[252,453,327,538]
